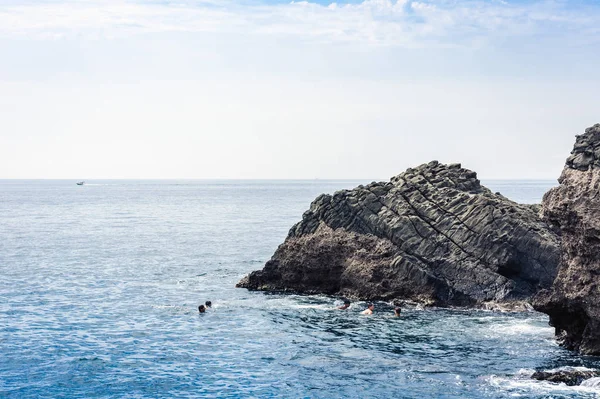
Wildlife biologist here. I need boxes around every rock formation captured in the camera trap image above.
[533,123,600,355]
[238,161,560,306]
[531,368,600,386]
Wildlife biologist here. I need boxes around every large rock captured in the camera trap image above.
[533,124,600,355]
[238,161,560,306]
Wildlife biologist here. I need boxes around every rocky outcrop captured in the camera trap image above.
[238,161,560,306]
[533,124,600,355]
[531,368,600,386]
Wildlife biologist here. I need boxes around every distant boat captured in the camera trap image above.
[76,181,85,186]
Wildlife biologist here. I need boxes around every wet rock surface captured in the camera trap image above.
[533,124,600,355]
[531,369,600,386]
[238,161,560,306]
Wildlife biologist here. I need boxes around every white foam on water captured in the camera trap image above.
[544,365,598,373]
[483,319,554,339]
[515,368,535,378]
[499,322,553,336]
[581,377,600,388]
[290,304,336,310]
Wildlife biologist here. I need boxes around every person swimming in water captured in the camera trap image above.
[361,303,375,315]
[337,299,351,310]
[198,305,206,313]
[205,301,212,309]
[394,307,401,317]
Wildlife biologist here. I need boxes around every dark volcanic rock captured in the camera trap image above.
[531,369,600,386]
[533,123,600,355]
[238,161,560,306]
[565,124,600,170]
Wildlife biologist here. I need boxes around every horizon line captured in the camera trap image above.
[0,177,559,181]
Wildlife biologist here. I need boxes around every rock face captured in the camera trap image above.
[533,124,600,355]
[238,161,560,306]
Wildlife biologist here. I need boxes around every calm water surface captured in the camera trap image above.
[2,179,599,398]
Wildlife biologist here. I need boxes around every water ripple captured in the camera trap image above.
[3,179,597,399]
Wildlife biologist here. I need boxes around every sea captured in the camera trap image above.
[2,179,600,399]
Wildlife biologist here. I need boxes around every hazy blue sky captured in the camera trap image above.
[1,0,598,179]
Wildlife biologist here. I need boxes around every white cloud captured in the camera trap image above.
[0,0,598,47]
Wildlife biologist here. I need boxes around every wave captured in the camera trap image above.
[581,377,600,388]
[492,321,554,336]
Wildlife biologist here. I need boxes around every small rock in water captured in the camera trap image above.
[531,369,600,386]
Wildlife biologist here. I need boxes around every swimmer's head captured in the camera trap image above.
[368,303,374,309]
[205,301,212,308]
[343,299,351,305]
[198,305,206,313]
[394,307,401,316]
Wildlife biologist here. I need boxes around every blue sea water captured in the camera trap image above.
[2,179,600,399]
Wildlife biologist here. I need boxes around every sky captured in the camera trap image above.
[0,0,599,179]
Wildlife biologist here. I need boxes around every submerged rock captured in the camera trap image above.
[531,368,600,386]
[238,161,560,306]
[533,123,600,355]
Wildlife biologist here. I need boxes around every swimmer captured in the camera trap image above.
[205,301,212,309]
[337,299,351,310]
[198,305,206,313]
[361,303,375,315]
[394,307,401,317]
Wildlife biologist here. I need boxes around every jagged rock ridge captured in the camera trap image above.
[533,123,600,355]
[238,161,560,306]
